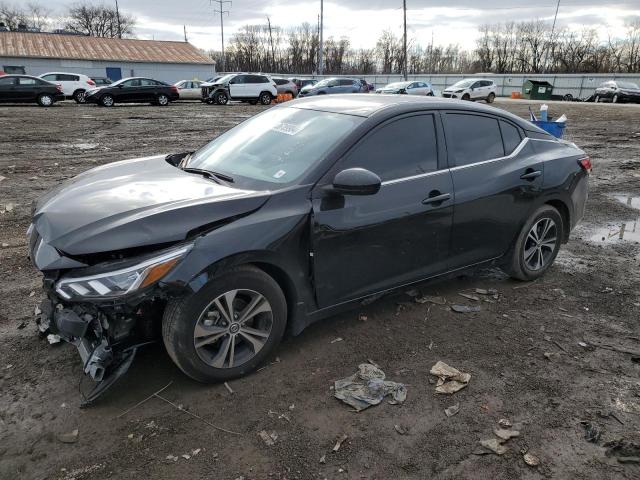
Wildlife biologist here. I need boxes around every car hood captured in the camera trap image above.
[32,155,269,256]
[300,85,317,92]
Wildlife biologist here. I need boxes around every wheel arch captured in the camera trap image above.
[545,198,571,243]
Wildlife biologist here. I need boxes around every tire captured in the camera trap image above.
[503,205,564,281]
[73,90,86,104]
[162,265,287,383]
[612,94,618,104]
[462,93,471,101]
[156,94,169,106]
[426,91,434,96]
[594,95,600,103]
[486,92,495,104]
[100,94,114,107]
[259,91,272,105]
[214,91,229,105]
[37,93,54,107]
[563,93,573,102]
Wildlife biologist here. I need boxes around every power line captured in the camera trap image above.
[403,0,407,80]
[319,0,324,75]
[211,0,231,72]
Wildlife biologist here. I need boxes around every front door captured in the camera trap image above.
[311,112,454,307]
[229,75,248,98]
[442,111,544,268]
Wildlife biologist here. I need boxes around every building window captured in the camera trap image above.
[3,65,26,74]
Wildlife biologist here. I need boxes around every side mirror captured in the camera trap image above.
[332,168,381,196]
[117,84,124,88]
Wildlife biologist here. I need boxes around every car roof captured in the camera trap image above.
[1,74,39,78]
[288,94,536,130]
[40,72,87,76]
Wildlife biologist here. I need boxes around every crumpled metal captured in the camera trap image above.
[334,363,407,411]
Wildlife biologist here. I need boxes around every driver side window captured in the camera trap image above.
[341,114,439,181]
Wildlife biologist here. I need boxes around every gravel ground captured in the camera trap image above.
[0,98,639,480]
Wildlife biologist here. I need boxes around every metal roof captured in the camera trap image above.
[0,32,214,65]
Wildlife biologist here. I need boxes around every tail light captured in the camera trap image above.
[87,79,96,86]
[578,157,592,174]
[56,84,63,92]
[171,85,178,93]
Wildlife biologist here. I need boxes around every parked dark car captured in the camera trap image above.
[289,78,317,90]
[594,80,640,104]
[91,76,113,87]
[298,77,367,96]
[0,74,63,106]
[84,77,179,107]
[29,95,590,404]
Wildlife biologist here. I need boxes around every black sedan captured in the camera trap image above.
[84,77,179,107]
[594,80,640,103]
[29,95,590,403]
[0,75,64,106]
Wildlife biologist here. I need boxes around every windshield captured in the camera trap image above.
[214,74,235,84]
[187,107,363,189]
[385,82,409,89]
[451,79,474,88]
[314,78,336,87]
[618,81,639,89]
[110,78,129,86]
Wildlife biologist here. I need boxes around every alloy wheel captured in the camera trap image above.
[612,94,618,103]
[216,93,228,105]
[523,217,558,271]
[40,95,53,106]
[158,94,169,106]
[193,289,273,369]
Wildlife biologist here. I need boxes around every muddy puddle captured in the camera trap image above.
[586,193,640,244]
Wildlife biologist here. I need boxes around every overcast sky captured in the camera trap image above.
[35,1,640,50]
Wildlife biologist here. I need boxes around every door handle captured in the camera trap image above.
[520,170,542,181]
[422,192,451,205]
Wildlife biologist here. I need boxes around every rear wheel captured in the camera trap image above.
[37,93,54,107]
[259,91,272,105]
[612,94,619,103]
[156,94,169,106]
[486,92,495,103]
[100,94,114,107]
[73,89,86,104]
[462,93,471,101]
[563,93,573,101]
[162,266,287,383]
[503,205,563,281]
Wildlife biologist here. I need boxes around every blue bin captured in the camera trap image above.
[532,120,566,139]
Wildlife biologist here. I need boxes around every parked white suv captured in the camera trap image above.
[201,73,277,105]
[38,72,97,103]
[442,79,496,103]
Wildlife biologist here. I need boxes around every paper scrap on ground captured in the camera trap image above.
[334,363,407,411]
[430,361,471,394]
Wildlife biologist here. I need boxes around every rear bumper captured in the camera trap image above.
[570,171,589,231]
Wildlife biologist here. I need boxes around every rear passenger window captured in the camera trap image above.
[446,113,504,166]
[343,115,438,181]
[500,121,522,155]
[57,74,79,81]
[340,79,354,86]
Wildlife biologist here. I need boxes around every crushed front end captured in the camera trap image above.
[30,224,191,406]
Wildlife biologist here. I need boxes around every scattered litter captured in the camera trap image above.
[430,361,471,394]
[415,295,446,305]
[330,337,343,344]
[319,454,326,464]
[478,438,508,455]
[181,454,191,460]
[288,404,295,411]
[166,454,178,462]
[127,433,134,439]
[445,403,460,417]
[475,288,498,295]
[333,434,348,452]
[498,418,512,428]
[494,428,520,440]
[258,430,277,446]
[0,175,5,183]
[523,452,540,466]
[1,243,8,248]
[224,382,234,394]
[394,424,408,435]
[191,448,201,456]
[578,341,588,348]
[29,291,35,297]
[4,203,14,212]
[459,293,480,302]
[334,363,407,411]
[358,313,368,321]
[451,304,481,313]
[605,438,640,463]
[58,429,79,444]
[47,334,61,345]
[581,421,602,443]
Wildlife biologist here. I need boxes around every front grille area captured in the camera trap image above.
[442,93,452,98]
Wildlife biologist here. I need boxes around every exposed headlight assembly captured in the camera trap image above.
[56,245,191,300]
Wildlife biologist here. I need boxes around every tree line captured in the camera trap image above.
[0,1,135,38]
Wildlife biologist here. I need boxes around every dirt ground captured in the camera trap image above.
[1,98,639,480]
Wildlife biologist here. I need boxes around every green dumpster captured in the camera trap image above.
[522,80,554,100]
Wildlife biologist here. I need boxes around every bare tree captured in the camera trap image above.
[65,3,135,38]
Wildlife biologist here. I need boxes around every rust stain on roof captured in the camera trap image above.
[0,32,214,65]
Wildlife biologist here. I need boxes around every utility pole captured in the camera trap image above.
[212,0,231,73]
[267,16,276,72]
[114,0,122,38]
[543,0,561,73]
[403,0,407,80]
[318,0,324,75]
[184,25,188,42]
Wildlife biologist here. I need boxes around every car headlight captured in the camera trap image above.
[55,245,191,300]
[455,89,464,93]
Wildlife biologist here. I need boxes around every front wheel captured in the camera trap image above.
[214,91,229,105]
[73,90,86,103]
[503,205,563,281]
[37,93,54,107]
[100,94,114,107]
[462,93,471,101]
[162,266,287,383]
[486,92,495,103]
[259,92,272,105]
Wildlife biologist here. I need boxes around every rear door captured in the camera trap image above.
[443,111,543,268]
[0,76,17,101]
[311,112,453,307]
[15,76,40,101]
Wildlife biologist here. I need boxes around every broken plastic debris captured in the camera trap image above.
[334,363,407,411]
[58,429,79,444]
[451,304,481,313]
[430,361,471,394]
[498,418,512,428]
[459,293,480,301]
[330,337,343,344]
[494,428,520,440]
[475,288,498,295]
[258,430,277,446]
[523,452,540,466]
[394,424,408,435]
[333,434,348,451]
[479,438,508,455]
[445,403,460,417]
[415,295,446,305]
[166,454,178,462]
[319,454,326,464]
[191,448,201,456]
[47,334,61,344]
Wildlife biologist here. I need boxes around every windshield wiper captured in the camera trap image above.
[182,167,234,184]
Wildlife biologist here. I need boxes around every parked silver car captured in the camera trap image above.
[272,78,298,97]
[174,80,205,100]
[376,81,434,96]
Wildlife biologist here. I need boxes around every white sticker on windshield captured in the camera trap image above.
[271,122,303,136]
[273,170,287,179]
